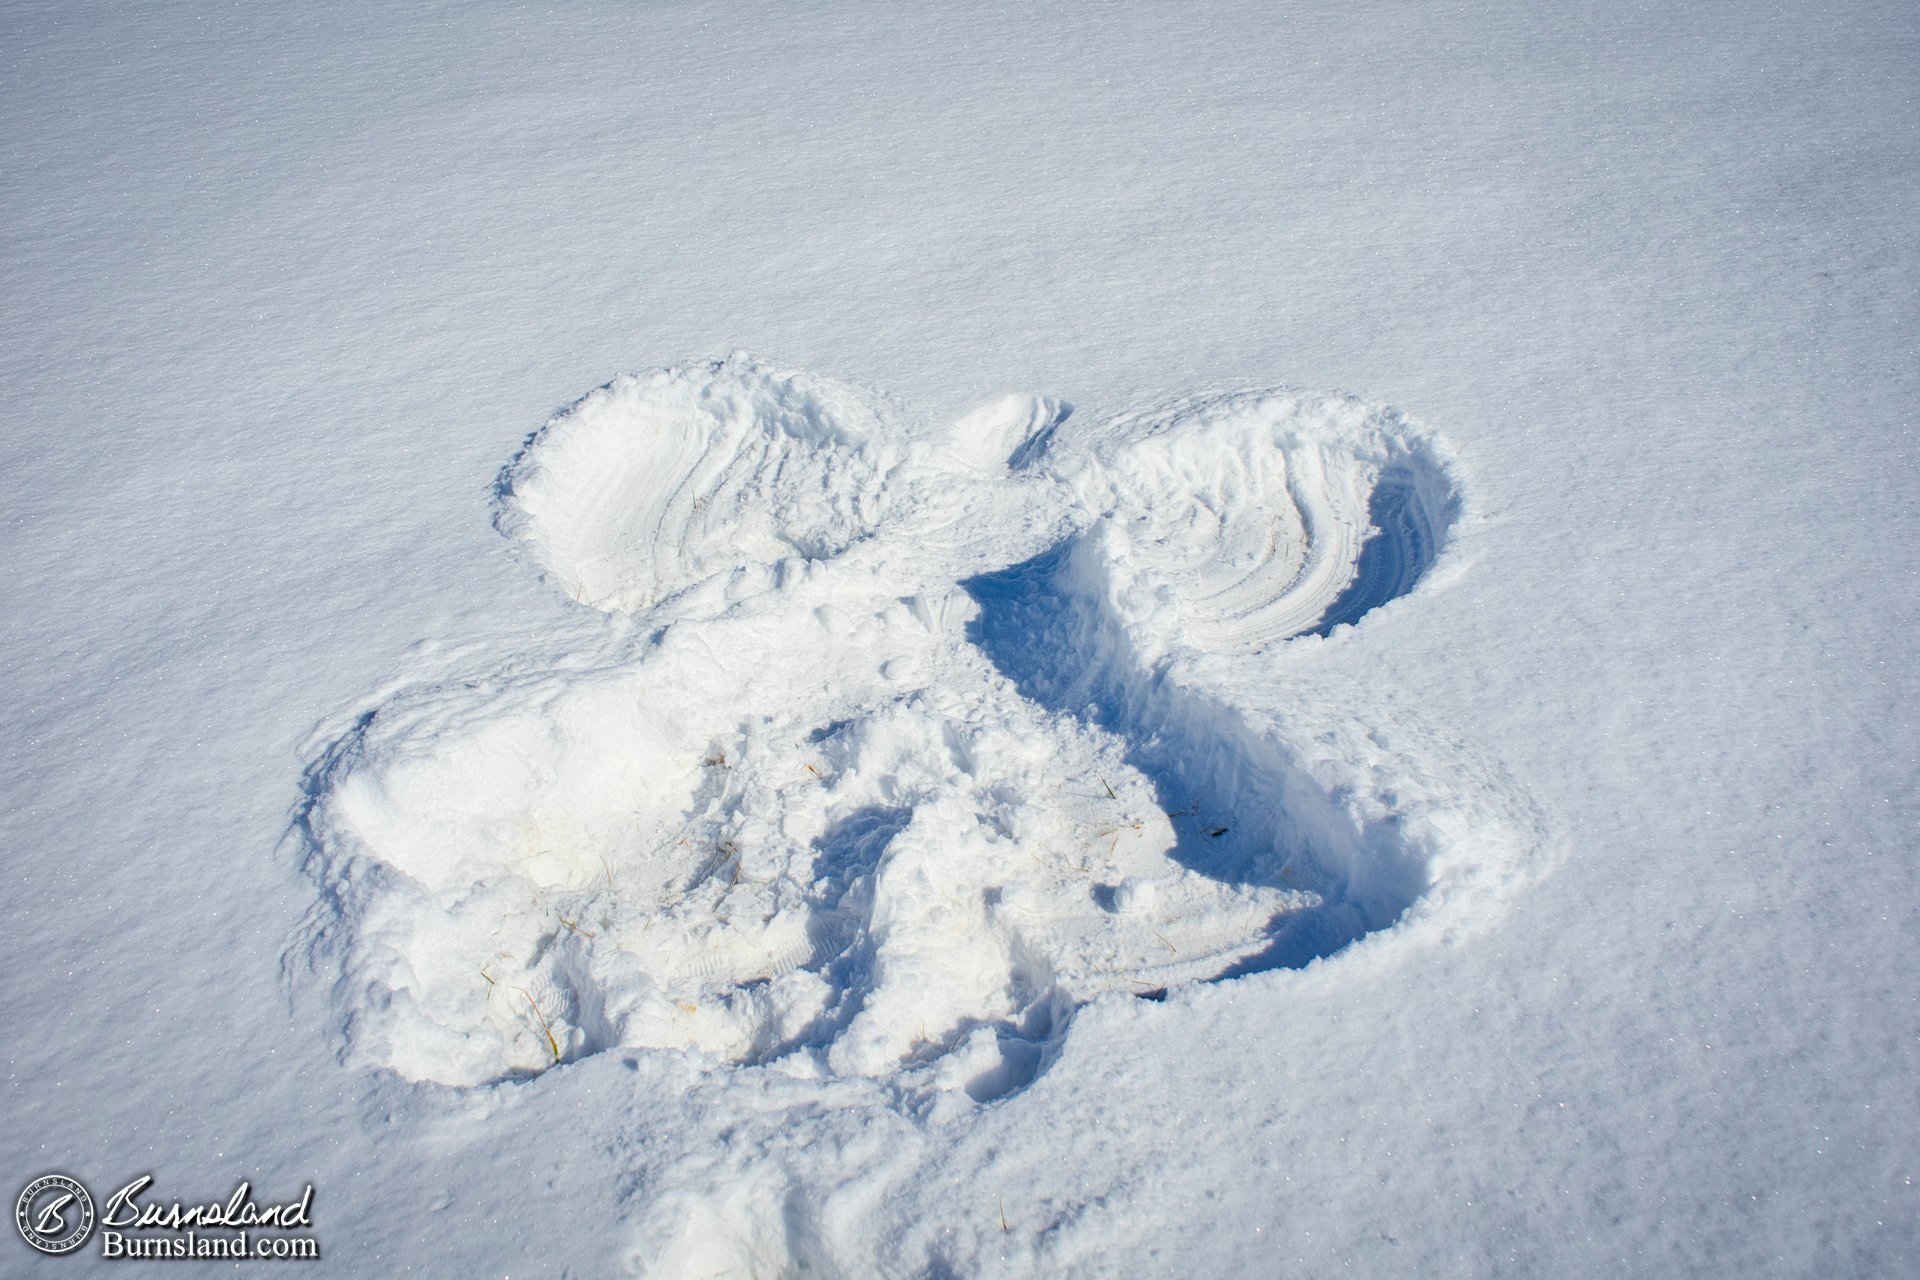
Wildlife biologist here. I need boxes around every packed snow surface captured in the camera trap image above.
[297,357,1540,1090]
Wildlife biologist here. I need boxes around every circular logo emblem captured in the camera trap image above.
[15,1175,95,1255]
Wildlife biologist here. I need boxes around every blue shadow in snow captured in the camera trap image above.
[961,534,1425,975]
[961,546,1272,889]
[811,804,911,904]
[1303,476,1437,638]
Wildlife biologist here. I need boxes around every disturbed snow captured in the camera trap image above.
[292,355,1544,1095]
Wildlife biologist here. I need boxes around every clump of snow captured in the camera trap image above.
[293,356,1543,1091]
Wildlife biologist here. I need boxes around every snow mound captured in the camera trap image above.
[292,360,1543,1091]
[497,355,901,612]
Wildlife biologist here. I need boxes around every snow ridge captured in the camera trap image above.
[290,357,1544,1093]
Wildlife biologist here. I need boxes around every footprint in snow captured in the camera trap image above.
[290,354,1546,1094]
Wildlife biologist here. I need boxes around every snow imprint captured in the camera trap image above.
[291,355,1540,1092]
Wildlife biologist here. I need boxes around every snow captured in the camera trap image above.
[303,356,1534,1091]
[3,1,1915,1276]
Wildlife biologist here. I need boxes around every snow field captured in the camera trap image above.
[293,355,1545,1095]
[6,3,1911,1273]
